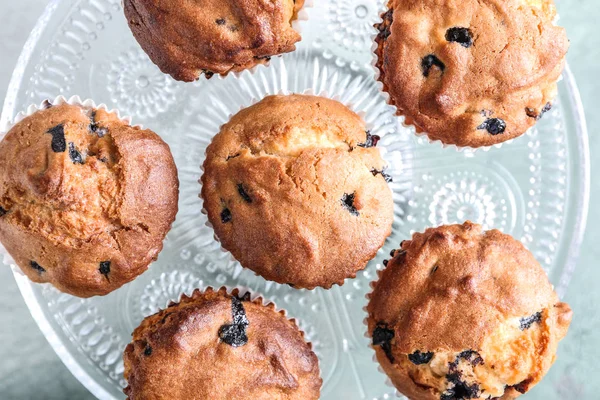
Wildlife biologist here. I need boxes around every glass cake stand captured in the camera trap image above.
[0,0,590,399]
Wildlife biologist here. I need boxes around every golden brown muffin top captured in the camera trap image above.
[0,103,178,297]
[367,222,572,399]
[124,0,304,81]
[123,287,322,400]
[201,94,394,289]
[375,0,568,147]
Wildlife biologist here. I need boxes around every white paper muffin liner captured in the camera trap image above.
[362,241,406,397]
[0,95,146,278]
[369,4,517,153]
[198,89,391,290]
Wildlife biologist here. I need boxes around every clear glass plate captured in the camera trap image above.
[0,0,589,399]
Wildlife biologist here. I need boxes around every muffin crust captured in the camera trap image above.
[201,94,394,289]
[367,222,572,399]
[123,287,321,399]
[0,103,179,297]
[375,0,569,147]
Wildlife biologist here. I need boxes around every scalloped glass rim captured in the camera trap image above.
[0,0,590,399]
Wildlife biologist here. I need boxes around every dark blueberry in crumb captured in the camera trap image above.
[221,208,232,223]
[519,311,542,330]
[237,184,252,203]
[383,259,389,266]
[47,124,66,153]
[477,118,506,135]
[255,55,272,61]
[89,111,108,137]
[408,350,434,365]
[216,18,226,25]
[0,207,7,217]
[511,379,533,394]
[341,192,359,216]
[442,374,480,399]
[144,346,152,356]
[422,54,445,77]
[69,142,84,164]
[445,27,473,48]
[371,169,393,183]
[219,296,249,347]
[99,261,111,276]
[389,249,396,257]
[358,131,380,148]
[30,261,45,273]
[457,350,484,366]
[373,323,395,363]
[203,70,215,79]
[42,99,53,109]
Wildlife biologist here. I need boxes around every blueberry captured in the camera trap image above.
[219,296,249,347]
[477,118,506,135]
[203,70,215,79]
[408,350,434,365]
[445,27,473,48]
[69,142,84,164]
[511,379,533,394]
[358,131,380,148]
[422,55,445,77]
[89,111,108,137]
[216,18,226,25]
[456,350,484,366]
[30,261,45,273]
[144,346,153,356]
[372,323,395,363]
[519,311,542,330]
[47,124,66,153]
[237,184,252,203]
[371,169,393,183]
[527,102,553,120]
[221,208,232,223]
[341,192,359,216]
[0,207,7,217]
[442,373,480,399]
[99,261,111,276]
[42,100,53,109]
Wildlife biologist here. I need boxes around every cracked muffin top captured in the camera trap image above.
[374,0,568,147]
[124,0,304,81]
[201,94,394,289]
[367,222,572,400]
[123,287,321,400]
[0,102,179,298]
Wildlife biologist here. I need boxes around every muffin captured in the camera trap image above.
[366,222,572,399]
[124,0,304,82]
[0,101,179,298]
[374,0,569,148]
[201,94,394,289]
[123,287,322,399]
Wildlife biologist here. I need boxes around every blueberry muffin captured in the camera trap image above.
[0,102,179,298]
[123,287,321,399]
[374,0,568,147]
[367,222,572,399]
[201,94,394,289]
[124,0,304,82]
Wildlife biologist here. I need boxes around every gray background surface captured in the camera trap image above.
[0,0,598,399]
